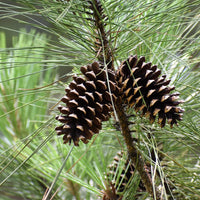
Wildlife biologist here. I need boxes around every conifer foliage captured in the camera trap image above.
[53,0,186,199]
[2,0,200,199]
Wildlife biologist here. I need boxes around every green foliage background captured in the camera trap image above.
[0,0,200,199]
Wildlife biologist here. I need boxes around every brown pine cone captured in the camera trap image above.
[55,61,118,146]
[117,55,184,128]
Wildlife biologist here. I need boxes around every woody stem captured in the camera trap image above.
[115,100,159,198]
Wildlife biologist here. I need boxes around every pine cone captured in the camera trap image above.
[105,151,146,199]
[107,151,135,193]
[117,55,184,128]
[55,61,118,146]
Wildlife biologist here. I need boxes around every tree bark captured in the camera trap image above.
[115,99,159,199]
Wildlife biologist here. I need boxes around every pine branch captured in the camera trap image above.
[88,1,159,197]
[115,99,159,198]
[87,0,114,69]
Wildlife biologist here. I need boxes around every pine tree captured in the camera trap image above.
[0,0,200,199]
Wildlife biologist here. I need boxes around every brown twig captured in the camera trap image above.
[115,99,159,199]
[89,0,114,70]
[88,0,159,198]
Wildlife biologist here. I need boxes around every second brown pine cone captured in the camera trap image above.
[117,55,184,128]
